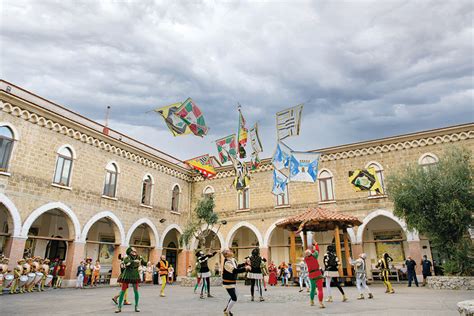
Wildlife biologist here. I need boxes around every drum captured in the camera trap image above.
[34,272,43,285]
[18,275,28,287]
[45,274,53,287]
[26,273,36,286]
[3,274,14,289]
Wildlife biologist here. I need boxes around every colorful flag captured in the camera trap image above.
[348,167,384,194]
[272,142,292,170]
[154,103,192,136]
[276,104,303,140]
[288,151,321,182]
[185,154,216,179]
[216,134,237,164]
[176,98,208,137]
[251,152,261,170]
[249,123,263,153]
[230,155,250,191]
[272,169,288,195]
[237,108,248,158]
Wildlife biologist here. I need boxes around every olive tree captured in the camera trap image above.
[386,146,473,276]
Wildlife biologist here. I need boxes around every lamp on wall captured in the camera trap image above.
[159,218,166,224]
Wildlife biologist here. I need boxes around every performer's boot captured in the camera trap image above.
[251,296,254,301]
[115,307,121,313]
[368,293,374,299]
[200,294,204,299]
[135,306,140,312]
[342,294,348,302]
[319,301,325,309]
[357,294,364,300]
[310,299,314,306]
[325,296,333,302]
[207,293,213,298]
[259,296,264,302]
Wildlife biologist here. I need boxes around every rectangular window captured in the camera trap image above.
[319,178,334,201]
[103,171,117,197]
[0,138,13,171]
[238,189,249,210]
[276,186,289,206]
[141,182,152,205]
[53,156,72,186]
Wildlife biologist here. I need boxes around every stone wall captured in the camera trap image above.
[427,276,474,290]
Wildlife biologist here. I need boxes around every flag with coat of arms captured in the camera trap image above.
[288,151,321,182]
[272,169,288,195]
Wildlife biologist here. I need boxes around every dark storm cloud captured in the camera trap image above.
[1,0,472,159]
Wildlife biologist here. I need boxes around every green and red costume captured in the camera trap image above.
[116,248,147,313]
[304,245,324,303]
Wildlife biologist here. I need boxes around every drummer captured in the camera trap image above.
[11,258,25,294]
[41,258,50,291]
[25,258,35,292]
[32,257,40,292]
[0,256,8,295]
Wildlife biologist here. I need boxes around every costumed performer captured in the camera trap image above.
[222,249,251,316]
[304,243,325,308]
[323,244,347,302]
[115,247,146,313]
[350,253,373,299]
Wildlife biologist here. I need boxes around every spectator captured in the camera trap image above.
[214,262,220,276]
[398,264,407,280]
[76,261,85,289]
[168,265,175,284]
[405,256,419,287]
[421,255,433,286]
[91,260,101,287]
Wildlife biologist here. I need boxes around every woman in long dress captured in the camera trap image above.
[268,261,278,286]
[144,262,153,284]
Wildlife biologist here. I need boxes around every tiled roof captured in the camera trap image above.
[276,207,362,232]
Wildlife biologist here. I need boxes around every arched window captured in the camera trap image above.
[419,153,439,171]
[276,185,289,206]
[0,126,15,172]
[141,175,153,206]
[318,169,335,202]
[53,146,74,186]
[103,162,118,198]
[238,188,249,210]
[171,185,180,212]
[203,186,215,199]
[366,162,385,196]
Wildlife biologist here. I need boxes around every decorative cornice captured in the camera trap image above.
[0,100,193,181]
[193,128,473,181]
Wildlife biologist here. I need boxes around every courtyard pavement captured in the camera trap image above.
[0,282,471,315]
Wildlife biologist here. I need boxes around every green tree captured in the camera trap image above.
[386,146,473,276]
[179,196,221,251]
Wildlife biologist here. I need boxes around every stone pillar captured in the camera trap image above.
[111,245,126,280]
[408,241,423,275]
[259,247,269,261]
[177,249,189,278]
[149,247,162,266]
[63,241,85,287]
[351,243,363,259]
[5,236,26,270]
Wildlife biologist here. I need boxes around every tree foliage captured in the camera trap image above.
[179,196,219,251]
[386,146,473,276]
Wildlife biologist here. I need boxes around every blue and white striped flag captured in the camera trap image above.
[272,169,288,195]
[272,142,292,170]
[276,104,303,140]
[289,151,321,182]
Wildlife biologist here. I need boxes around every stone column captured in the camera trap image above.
[63,241,85,287]
[408,241,423,275]
[5,236,26,270]
[149,247,162,266]
[111,245,126,283]
[259,247,269,261]
[177,249,189,278]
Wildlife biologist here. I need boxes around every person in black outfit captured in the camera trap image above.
[222,249,251,316]
[196,250,217,299]
[405,256,419,287]
[323,245,347,302]
[421,255,432,286]
[247,248,264,302]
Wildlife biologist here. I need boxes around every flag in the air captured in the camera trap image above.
[237,108,248,158]
[348,167,384,194]
[276,104,303,140]
[175,98,208,137]
[230,155,250,191]
[154,103,192,136]
[216,134,237,164]
[185,154,216,179]
[272,142,292,170]
[251,152,261,170]
[272,169,288,195]
[288,151,321,182]
[249,123,263,153]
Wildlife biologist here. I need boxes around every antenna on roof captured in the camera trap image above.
[103,106,111,135]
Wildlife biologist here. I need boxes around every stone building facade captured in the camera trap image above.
[0,80,472,286]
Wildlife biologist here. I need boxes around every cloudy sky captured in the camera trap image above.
[1,0,473,161]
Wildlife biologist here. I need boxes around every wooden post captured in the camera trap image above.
[289,231,296,266]
[334,226,344,277]
[303,230,308,250]
[343,229,353,279]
